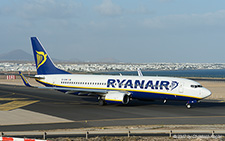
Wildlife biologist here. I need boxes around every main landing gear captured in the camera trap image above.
[163,99,167,104]
[98,97,107,106]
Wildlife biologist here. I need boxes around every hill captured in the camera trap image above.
[0,49,33,61]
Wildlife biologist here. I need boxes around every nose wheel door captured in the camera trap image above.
[186,100,198,109]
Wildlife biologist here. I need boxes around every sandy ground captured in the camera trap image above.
[198,81,225,100]
[0,78,225,100]
[0,78,43,87]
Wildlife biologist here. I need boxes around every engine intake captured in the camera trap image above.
[105,91,130,104]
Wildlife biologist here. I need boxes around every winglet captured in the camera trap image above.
[19,71,32,87]
[137,68,143,76]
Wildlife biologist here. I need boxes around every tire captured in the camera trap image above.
[99,99,106,106]
[186,104,191,109]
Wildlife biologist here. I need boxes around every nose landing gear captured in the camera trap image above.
[186,100,198,109]
[186,103,191,109]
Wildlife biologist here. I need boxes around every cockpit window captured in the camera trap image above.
[191,85,203,88]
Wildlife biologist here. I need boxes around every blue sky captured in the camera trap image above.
[1,0,225,63]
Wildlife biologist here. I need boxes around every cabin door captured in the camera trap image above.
[178,83,184,93]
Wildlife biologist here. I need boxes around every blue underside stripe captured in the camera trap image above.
[105,100,123,104]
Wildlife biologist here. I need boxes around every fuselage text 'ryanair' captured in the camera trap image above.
[107,79,179,91]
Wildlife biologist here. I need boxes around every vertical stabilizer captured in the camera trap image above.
[31,37,70,75]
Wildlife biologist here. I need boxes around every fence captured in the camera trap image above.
[1,129,225,139]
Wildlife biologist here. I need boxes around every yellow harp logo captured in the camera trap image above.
[36,51,47,69]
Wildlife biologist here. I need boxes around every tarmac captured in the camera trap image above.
[0,78,225,132]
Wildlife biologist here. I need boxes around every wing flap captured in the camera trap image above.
[39,86,107,94]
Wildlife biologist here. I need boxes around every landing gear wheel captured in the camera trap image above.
[163,99,167,104]
[99,99,107,106]
[186,103,191,109]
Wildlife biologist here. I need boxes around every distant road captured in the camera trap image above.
[188,77,225,81]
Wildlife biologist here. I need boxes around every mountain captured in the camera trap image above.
[0,49,33,61]
[0,49,121,63]
[0,49,80,63]
[66,57,81,63]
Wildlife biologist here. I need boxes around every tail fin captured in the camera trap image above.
[31,37,70,75]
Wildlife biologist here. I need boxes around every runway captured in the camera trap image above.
[0,84,225,131]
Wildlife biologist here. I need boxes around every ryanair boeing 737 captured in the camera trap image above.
[19,37,211,108]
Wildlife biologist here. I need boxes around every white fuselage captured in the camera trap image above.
[35,74,211,101]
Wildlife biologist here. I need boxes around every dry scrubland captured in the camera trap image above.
[50,137,225,141]
[47,124,225,140]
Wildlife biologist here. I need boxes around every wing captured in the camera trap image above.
[19,71,107,95]
[19,72,131,104]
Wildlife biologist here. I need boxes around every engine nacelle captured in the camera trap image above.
[105,91,130,104]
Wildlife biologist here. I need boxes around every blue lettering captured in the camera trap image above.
[134,80,145,89]
[107,79,171,90]
[145,80,154,89]
[124,80,133,88]
[117,79,126,88]
[160,81,169,90]
[155,81,160,89]
[107,79,116,88]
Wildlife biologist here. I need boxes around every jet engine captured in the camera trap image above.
[104,91,130,104]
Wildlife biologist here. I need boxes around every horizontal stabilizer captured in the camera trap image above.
[30,76,45,79]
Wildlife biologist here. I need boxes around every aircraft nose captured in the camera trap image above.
[202,88,212,98]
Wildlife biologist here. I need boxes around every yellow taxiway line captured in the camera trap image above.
[0,98,28,101]
[0,100,39,111]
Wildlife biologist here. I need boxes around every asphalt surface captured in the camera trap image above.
[0,84,225,131]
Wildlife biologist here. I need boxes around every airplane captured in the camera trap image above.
[19,37,211,109]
